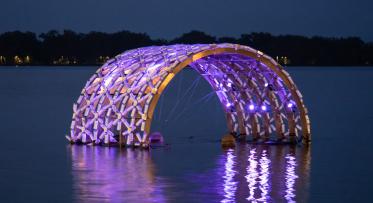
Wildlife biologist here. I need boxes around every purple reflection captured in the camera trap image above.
[69,144,310,202]
[246,148,271,202]
[69,146,166,203]
[221,149,237,203]
[285,154,298,202]
[258,150,271,201]
[211,145,310,202]
[246,149,259,201]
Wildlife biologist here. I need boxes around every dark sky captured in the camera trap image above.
[2,0,372,41]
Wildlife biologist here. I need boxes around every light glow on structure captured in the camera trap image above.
[249,104,255,111]
[261,105,267,111]
[67,43,311,147]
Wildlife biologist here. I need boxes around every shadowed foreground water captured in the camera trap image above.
[0,66,372,202]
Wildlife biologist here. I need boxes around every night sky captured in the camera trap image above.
[2,0,372,41]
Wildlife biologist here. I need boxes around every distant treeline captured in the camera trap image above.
[0,30,372,66]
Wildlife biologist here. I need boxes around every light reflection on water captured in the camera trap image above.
[221,149,237,203]
[246,148,271,202]
[219,144,310,203]
[285,154,298,202]
[69,144,310,203]
[69,145,167,203]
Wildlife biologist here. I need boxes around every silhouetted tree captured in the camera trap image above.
[0,31,40,63]
[171,31,216,44]
[218,37,238,44]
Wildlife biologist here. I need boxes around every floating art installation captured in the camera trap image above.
[66,44,311,148]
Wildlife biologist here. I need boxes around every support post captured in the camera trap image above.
[119,130,123,148]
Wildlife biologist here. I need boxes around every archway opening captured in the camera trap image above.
[147,52,303,144]
[150,68,227,145]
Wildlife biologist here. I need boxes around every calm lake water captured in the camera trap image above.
[0,66,372,202]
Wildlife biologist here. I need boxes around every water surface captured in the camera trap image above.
[0,66,372,202]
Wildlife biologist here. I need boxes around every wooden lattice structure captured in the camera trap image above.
[66,44,311,147]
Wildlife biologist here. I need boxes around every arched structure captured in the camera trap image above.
[66,44,311,147]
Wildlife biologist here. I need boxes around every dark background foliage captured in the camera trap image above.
[0,30,372,66]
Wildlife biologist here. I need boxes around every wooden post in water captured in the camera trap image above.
[119,130,123,148]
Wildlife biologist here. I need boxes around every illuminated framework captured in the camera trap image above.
[66,44,311,147]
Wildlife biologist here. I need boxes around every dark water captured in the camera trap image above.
[0,66,372,202]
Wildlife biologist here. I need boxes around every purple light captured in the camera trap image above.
[226,103,232,108]
[261,105,267,111]
[249,104,255,111]
[264,83,268,87]
[287,103,293,108]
